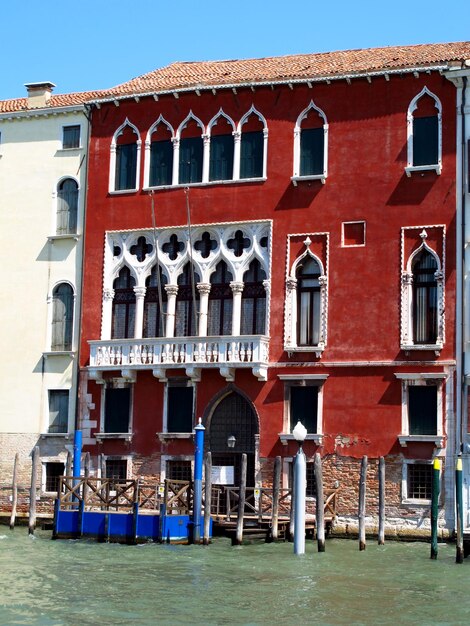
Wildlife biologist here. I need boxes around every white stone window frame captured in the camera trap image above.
[395,372,446,448]
[292,100,328,185]
[108,118,142,194]
[401,459,435,505]
[44,280,77,356]
[284,234,329,356]
[96,378,134,441]
[405,87,442,177]
[207,109,237,183]
[60,123,82,151]
[400,227,445,353]
[143,115,175,189]
[278,374,327,445]
[160,455,194,483]
[236,105,268,182]
[102,455,133,480]
[341,220,366,248]
[157,377,197,440]
[41,458,66,496]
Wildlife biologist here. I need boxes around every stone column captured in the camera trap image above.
[197,283,211,337]
[171,137,180,186]
[133,286,147,339]
[230,281,244,336]
[232,130,241,180]
[202,134,210,183]
[165,284,178,338]
[101,288,115,340]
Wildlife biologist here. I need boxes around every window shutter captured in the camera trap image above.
[300,127,324,176]
[150,140,173,186]
[413,116,438,166]
[209,134,234,181]
[167,386,193,432]
[179,137,203,184]
[408,386,437,435]
[104,388,131,433]
[240,131,263,179]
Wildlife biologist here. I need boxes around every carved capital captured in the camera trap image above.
[286,277,297,291]
[197,282,211,296]
[262,279,271,293]
[318,275,328,287]
[133,286,147,298]
[434,270,444,281]
[401,272,413,285]
[230,281,244,294]
[164,284,179,297]
[103,288,115,301]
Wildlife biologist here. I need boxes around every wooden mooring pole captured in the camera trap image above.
[66,450,72,478]
[314,452,325,552]
[203,452,212,546]
[271,456,281,541]
[456,457,464,564]
[234,453,247,545]
[430,458,441,560]
[358,455,367,551]
[29,446,39,535]
[9,452,19,530]
[378,457,385,545]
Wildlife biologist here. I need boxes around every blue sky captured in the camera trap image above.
[3,0,469,100]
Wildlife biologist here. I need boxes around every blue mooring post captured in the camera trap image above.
[293,421,307,556]
[193,418,205,544]
[73,430,82,479]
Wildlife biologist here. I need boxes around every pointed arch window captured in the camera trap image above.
[175,263,200,337]
[292,101,328,184]
[239,108,267,180]
[148,119,174,187]
[178,115,204,184]
[56,178,78,235]
[51,283,74,351]
[208,261,233,336]
[405,88,442,176]
[209,112,235,182]
[112,267,136,339]
[241,259,266,335]
[109,120,141,192]
[412,249,438,345]
[143,266,167,338]
[296,257,321,346]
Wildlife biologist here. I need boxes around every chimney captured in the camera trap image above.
[24,82,56,109]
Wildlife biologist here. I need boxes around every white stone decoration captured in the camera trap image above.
[143,115,175,189]
[109,118,142,193]
[405,87,442,176]
[292,100,328,184]
[284,234,329,356]
[400,227,445,352]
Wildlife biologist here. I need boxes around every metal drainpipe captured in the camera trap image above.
[73,103,93,432]
[460,75,467,453]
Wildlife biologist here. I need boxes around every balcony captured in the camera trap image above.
[88,335,269,382]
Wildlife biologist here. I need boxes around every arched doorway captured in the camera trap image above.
[207,390,258,488]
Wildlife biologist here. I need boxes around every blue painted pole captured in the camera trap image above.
[193,418,205,544]
[73,430,82,478]
[294,445,306,555]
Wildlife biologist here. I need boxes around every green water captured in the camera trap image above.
[0,531,469,626]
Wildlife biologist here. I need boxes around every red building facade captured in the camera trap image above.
[79,44,470,532]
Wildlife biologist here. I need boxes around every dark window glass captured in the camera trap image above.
[48,390,69,433]
[296,257,321,346]
[104,388,131,433]
[150,139,173,186]
[408,386,437,435]
[52,283,73,350]
[112,267,136,339]
[209,134,234,181]
[290,386,318,433]
[106,459,127,481]
[167,386,193,433]
[407,463,432,500]
[115,143,137,190]
[45,462,65,493]
[208,261,233,336]
[57,178,78,234]
[175,264,200,337]
[179,136,203,184]
[63,125,80,149]
[143,266,167,338]
[412,250,438,344]
[240,131,263,179]
[166,460,191,482]
[300,127,324,176]
[241,259,266,335]
[413,116,438,166]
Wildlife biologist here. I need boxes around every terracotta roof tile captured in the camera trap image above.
[0,90,104,113]
[103,41,470,98]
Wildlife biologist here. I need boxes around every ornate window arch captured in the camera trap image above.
[292,100,328,185]
[405,87,442,176]
[176,112,205,185]
[112,266,136,339]
[144,116,174,188]
[401,230,444,351]
[109,118,141,192]
[56,177,78,235]
[51,282,74,351]
[284,238,328,356]
[208,109,236,182]
[236,106,268,180]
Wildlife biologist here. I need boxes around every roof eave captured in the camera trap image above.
[0,103,86,120]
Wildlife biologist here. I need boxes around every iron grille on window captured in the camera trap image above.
[407,463,432,500]
[105,459,127,481]
[45,462,65,493]
[166,460,192,482]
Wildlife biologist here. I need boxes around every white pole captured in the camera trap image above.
[294,445,306,555]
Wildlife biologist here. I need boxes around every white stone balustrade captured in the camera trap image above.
[88,335,269,381]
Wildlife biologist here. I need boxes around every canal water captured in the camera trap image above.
[0,531,469,626]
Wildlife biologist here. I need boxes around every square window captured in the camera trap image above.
[104,387,131,433]
[166,460,192,482]
[408,385,437,435]
[45,462,65,493]
[290,385,318,433]
[406,462,432,500]
[166,383,194,433]
[48,390,69,433]
[105,459,128,481]
[62,125,80,149]
[342,221,365,247]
